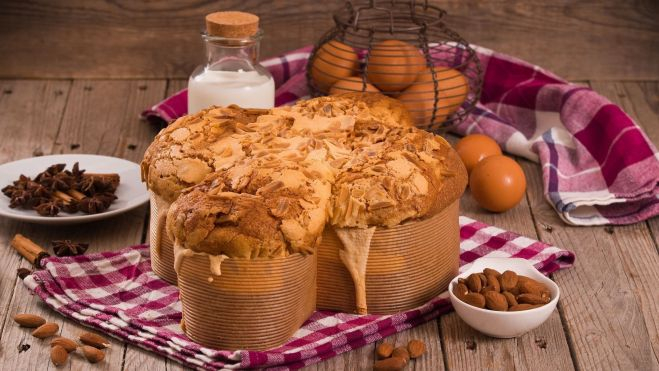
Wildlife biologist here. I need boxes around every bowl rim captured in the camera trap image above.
[448,257,560,316]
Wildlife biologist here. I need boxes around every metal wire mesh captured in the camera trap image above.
[306,0,483,131]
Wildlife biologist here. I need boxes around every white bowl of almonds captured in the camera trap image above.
[448,257,560,338]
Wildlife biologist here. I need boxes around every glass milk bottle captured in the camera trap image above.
[188,11,275,113]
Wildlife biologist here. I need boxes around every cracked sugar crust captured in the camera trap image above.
[331,127,467,228]
[141,105,269,203]
[153,93,466,258]
[166,190,289,259]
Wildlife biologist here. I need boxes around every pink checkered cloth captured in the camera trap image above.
[143,45,659,226]
[24,216,574,370]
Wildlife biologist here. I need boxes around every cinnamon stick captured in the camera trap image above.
[82,173,120,189]
[10,234,50,268]
[66,189,86,201]
[53,190,74,204]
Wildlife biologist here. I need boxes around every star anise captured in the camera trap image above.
[25,196,50,209]
[50,173,74,191]
[26,181,51,198]
[78,196,108,214]
[94,192,118,208]
[45,163,66,175]
[51,240,89,257]
[34,200,61,216]
[2,184,18,197]
[14,175,31,188]
[9,190,32,208]
[61,199,79,213]
[70,162,85,180]
[78,176,116,195]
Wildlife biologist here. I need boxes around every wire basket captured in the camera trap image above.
[306,0,483,131]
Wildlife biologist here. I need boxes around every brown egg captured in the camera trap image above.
[311,41,359,92]
[455,134,502,174]
[329,76,379,95]
[398,67,469,126]
[470,155,527,212]
[366,40,425,92]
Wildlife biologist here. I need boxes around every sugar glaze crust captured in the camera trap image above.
[145,93,467,258]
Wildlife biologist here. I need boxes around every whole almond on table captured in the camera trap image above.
[32,322,59,339]
[51,336,78,352]
[14,313,46,328]
[391,346,410,364]
[484,291,508,311]
[81,345,105,363]
[373,356,406,371]
[79,331,111,349]
[407,339,426,358]
[376,342,394,358]
[50,344,68,366]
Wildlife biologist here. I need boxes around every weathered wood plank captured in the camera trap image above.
[583,80,659,361]
[373,321,445,371]
[521,159,659,370]
[120,78,187,370]
[51,80,165,162]
[0,80,71,161]
[0,1,657,80]
[0,80,165,369]
[0,80,71,365]
[440,135,576,371]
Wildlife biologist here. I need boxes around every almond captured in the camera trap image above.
[500,270,518,292]
[51,344,68,366]
[407,339,426,359]
[373,357,406,371]
[32,322,59,339]
[519,279,550,297]
[457,278,467,285]
[466,274,482,293]
[485,274,500,293]
[484,291,508,311]
[480,285,497,294]
[502,291,518,306]
[517,293,550,305]
[509,304,535,311]
[14,313,46,328]
[51,336,78,352]
[376,342,394,358]
[483,268,501,277]
[81,345,105,363]
[453,283,469,300]
[391,346,410,364]
[462,292,486,308]
[79,331,111,349]
[478,273,488,287]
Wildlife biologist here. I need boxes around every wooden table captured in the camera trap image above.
[0,1,657,370]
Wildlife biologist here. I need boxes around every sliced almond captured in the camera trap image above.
[13,313,46,328]
[32,322,59,339]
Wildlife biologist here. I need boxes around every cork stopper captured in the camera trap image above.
[205,11,259,38]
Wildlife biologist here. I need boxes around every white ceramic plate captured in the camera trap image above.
[0,154,148,225]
